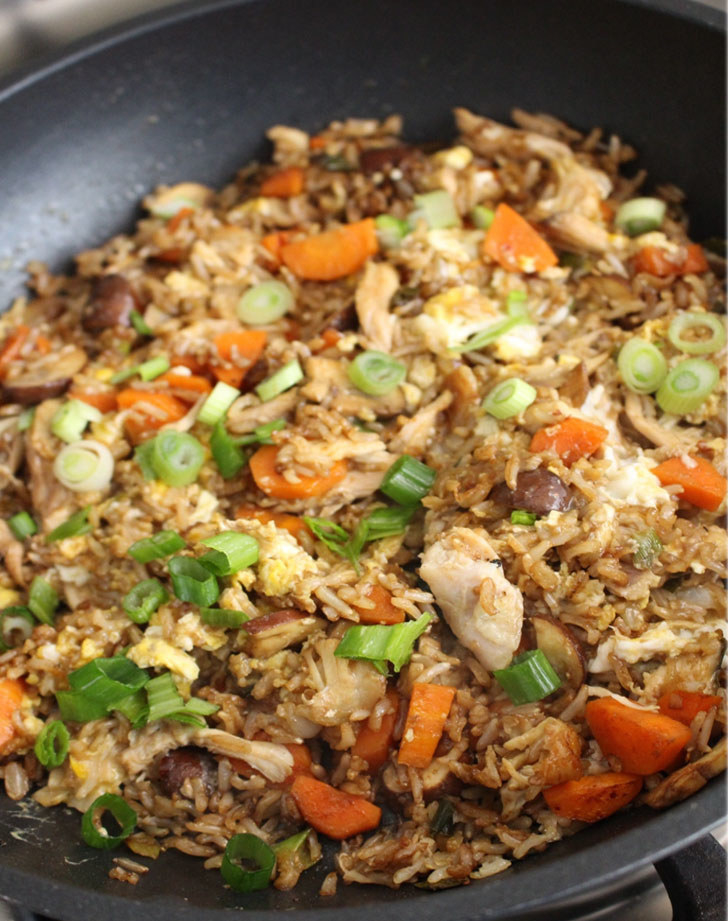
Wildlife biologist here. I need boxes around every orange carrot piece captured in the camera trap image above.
[530,417,608,466]
[353,584,404,625]
[290,774,381,839]
[483,203,558,274]
[309,135,327,151]
[249,445,347,500]
[210,330,267,389]
[280,219,378,281]
[320,328,342,349]
[68,389,118,414]
[585,698,692,775]
[117,389,188,442]
[35,335,52,355]
[166,206,196,234]
[260,166,305,198]
[233,505,311,545]
[157,371,213,400]
[154,247,187,264]
[352,689,399,773]
[652,455,726,512]
[633,243,708,277]
[657,690,723,726]
[0,678,24,752]
[398,683,456,770]
[261,230,294,265]
[543,772,643,822]
[0,325,30,380]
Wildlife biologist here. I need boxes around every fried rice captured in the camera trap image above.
[0,106,725,894]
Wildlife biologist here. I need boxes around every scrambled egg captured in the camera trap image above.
[596,450,672,509]
[127,632,199,682]
[589,621,693,672]
[0,587,20,607]
[253,521,319,598]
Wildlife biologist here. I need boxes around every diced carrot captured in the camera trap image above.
[166,207,196,234]
[233,505,311,545]
[261,230,294,265]
[633,243,709,277]
[290,774,381,839]
[154,248,187,264]
[117,389,188,442]
[352,689,399,773]
[35,335,52,355]
[658,690,723,726]
[249,445,347,500]
[353,583,404,625]
[260,166,305,198]
[543,772,643,822]
[0,678,24,752]
[280,219,378,281]
[585,697,692,775]
[68,389,118,414]
[309,135,327,151]
[483,203,558,274]
[210,330,267,389]
[0,325,30,380]
[170,354,206,374]
[157,372,213,401]
[599,201,616,223]
[530,417,608,466]
[652,455,726,512]
[320,328,342,350]
[398,683,456,770]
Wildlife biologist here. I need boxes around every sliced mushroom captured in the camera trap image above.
[558,361,589,408]
[421,758,462,802]
[245,609,322,658]
[644,737,726,809]
[3,345,87,405]
[157,746,217,797]
[358,145,416,174]
[489,469,573,516]
[82,274,138,332]
[532,615,586,689]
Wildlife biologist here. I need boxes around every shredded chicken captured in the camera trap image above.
[391,391,452,455]
[354,261,399,353]
[301,357,406,417]
[0,519,25,587]
[226,391,299,435]
[26,400,76,530]
[622,392,687,450]
[545,212,625,255]
[194,728,293,782]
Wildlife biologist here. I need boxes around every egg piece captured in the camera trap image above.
[127,633,200,682]
[253,522,319,598]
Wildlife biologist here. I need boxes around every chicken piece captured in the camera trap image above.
[455,107,572,162]
[622,392,688,451]
[194,728,293,783]
[325,464,395,506]
[420,528,523,671]
[644,737,726,809]
[26,399,76,530]
[354,261,399,354]
[0,519,25,587]
[300,357,405,417]
[534,157,612,223]
[544,212,624,255]
[503,717,583,787]
[226,391,298,435]
[390,390,452,455]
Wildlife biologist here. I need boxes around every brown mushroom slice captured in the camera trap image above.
[531,615,586,689]
[245,609,321,658]
[3,345,87,405]
[82,274,138,332]
[644,737,726,809]
[421,758,462,802]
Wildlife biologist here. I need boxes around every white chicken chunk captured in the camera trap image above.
[420,528,523,670]
[355,261,399,353]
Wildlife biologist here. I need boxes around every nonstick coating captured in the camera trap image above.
[0,0,725,918]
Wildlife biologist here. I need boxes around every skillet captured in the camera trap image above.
[0,0,725,918]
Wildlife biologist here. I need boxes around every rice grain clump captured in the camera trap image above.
[0,107,725,894]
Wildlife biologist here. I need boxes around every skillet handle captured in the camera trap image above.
[655,835,726,921]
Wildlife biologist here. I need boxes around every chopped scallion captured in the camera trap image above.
[375,215,409,248]
[199,532,259,576]
[347,350,407,396]
[614,197,666,236]
[482,378,537,419]
[51,399,102,443]
[53,441,114,493]
[334,612,432,674]
[150,431,205,487]
[470,205,495,230]
[380,455,436,506]
[200,607,249,629]
[17,408,34,432]
[198,381,241,426]
[46,506,92,542]
[34,720,70,769]
[617,339,668,394]
[450,313,527,354]
[255,359,304,402]
[139,356,170,381]
[655,358,719,414]
[128,530,185,563]
[81,793,137,850]
[221,833,276,893]
[210,421,247,479]
[168,556,220,605]
[122,578,168,624]
[237,281,294,325]
[361,505,415,541]
[511,510,537,526]
[237,418,286,446]
[130,310,153,337]
[667,312,726,356]
[632,529,663,570]
[28,576,59,625]
[430,798,455,835]
[0,606,35,652]
[7,511,37,541]
[409,190,460,230]
[145,672,185,723]
[493,649,561,705]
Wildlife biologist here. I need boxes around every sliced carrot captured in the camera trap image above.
[210,330,267,389]
[290,774,381,839]
[352,689,399,773]
[261,230,294,265]
[543,772,643,822]
[68,389,118,414]
[35,335,52,355]
[599,201,616,223]
[153,248,187,264]
[170,354,206,374]
[280,218,378,281]
[398,683,456,770]
[652,455,726,512]
[585,697,692,775]
[319,328,342,350]
[249,445,347,500]
[530,417,608,466]
[483,203,558,274]
[233,505,311,544]
[166,206,196,234]
[117,389,188,442]
[633,243,709,277]
[0,325,30,380]
[353,583,404,625]
[0,678,24,752]
[260,166,305,198]
[657,690,723,726]
[157,371,213,401]
[309,135,327,151]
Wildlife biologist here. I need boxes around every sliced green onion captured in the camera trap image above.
[482,378,537,420]
[237,281,294,325]
[150,431,205,487]
[221,833,276,893]
[7,511,37,540]
[55,690,109,723]
[668,312,726,355]
[493,649,561,705]
[199,532,259,576]
[255,359,304,402]
[451,314,527,354]
[617,339,668,394]
[210,421,247,479]
[51,399,102,443]
[134,440,157,480]
[632,529,663,570]
[34,720,70,769]
[128,530,185,563]
[67,656,149,702]
[303,517,356,566]
[321,153,353,171]
[430,798,455,835]
[182,697,219,716]
[471,205,495,230]
[615,197,666,236]
[200,607,249,628]
[17,408,34,432]
[380,454,437,506]
[145,672,184,723]
[334,612,432,674]
[168,556,220,606]
[198,381,241,426]
[238,418,286,446]
[375,215,409,248]
[81,793,137,850]
[0,606,35,652]
[149,194,201,220]
[361,506,415,541]
[655,358,719,414]
[138,356,170,381]
[347,351,407,396]
[123,578,168,624]
[506,290,530,319]
[45,506,92,542]
[272,828,318,874]
[409,190,460,230]
[110,365,137,385]
[130,310,153,337]
[511,510,537,526]
[53,441,114,493]
[114,689,149,728]
[28,576,59,625]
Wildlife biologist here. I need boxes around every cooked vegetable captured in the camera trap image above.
[289,774,382,839]
[51,399,102,443]
[255,359,303,402]
[0,608,34,652]
[633,243,708,277]
[67,388,118,414]
[617,339,667,394]
[168,556,220,606]
[0,678,23,751]
[490,469,573,515]
[280,219,378,281]
[353,583,405,625]
[543,772,643,822]
[249,445,347,499]
[471,205,495,230]
[197,381,240,426]
[7,511,37,540]
[652,455,726,511]
[237,281,294,325]
[657,690,723,725]
[493,649,562,705]
[117,389,188,441]
[260,166,304,198]
[200,607,249,629]
[334,613,432,674]
[122,578,169,623]
[632,529,663,569]
[157,372,212,399]
[53,440,114,492]
[211,330,267,389]
[3,346,87,405]
[210,421,247,479]
[614,197,666,236]
[585,697,692,774]
[199,531,260,575]
[510,510,537,525]
[409,190,460,230]
[483,203,558,273]
[111,355,170,385]
[482,378,537,419]
[145,431,205,487]
[351,688,399,771]
[531,616,586,690]
[128,530,185,563]
[655,358,719,414]
[28,576,58,625]
[529,417,608,466]
[81,794,137,849]
[130,309,153,337]
[380,454,436,505]
[234,505,311,545]
[220,833,276,892]
[450,312,529,354]
[398,683,456,769]
[347,350,407,396]
[45,506,92,542]
[374,215,409,248]
[0,326,30,379]
[668,312,726,355]
[34,720,70,769]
